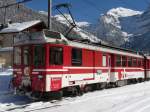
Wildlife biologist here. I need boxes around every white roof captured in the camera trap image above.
[0,20,42,34]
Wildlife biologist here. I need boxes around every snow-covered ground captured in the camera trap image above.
[1,70,150,112]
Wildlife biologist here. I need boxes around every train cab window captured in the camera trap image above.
[128,57,132,67]
[33,45,45,66]
[122,56,127,67]
[102,55,107,67]
[72,48,82,66]
[116,55,121,67]
[14,47,21,65]
[49,47,63,65]
[133,58,137,67]
[23,47,30,65]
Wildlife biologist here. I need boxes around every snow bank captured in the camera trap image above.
[0,80,150,111]
[0,69,12,92]
[1,69,150,112]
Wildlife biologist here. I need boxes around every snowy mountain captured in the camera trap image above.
[106,7,142,29]
[39,11,100,42]
[53,14,100,42]
[128,7,150,51]
[87,7,143,46]
[46,7,150,51]
[39,11,90,27]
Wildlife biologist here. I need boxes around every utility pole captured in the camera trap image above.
[48,0,52,30]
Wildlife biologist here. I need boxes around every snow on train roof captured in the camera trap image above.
[0,20,42,34]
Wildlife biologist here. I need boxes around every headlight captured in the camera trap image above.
[38,75,43,79]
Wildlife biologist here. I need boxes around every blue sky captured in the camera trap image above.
[22,0,149,23]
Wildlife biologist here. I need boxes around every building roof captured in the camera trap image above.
[0,20,45,34]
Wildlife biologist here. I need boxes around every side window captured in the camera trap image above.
[122,56,127,67]
[133,58,137,67]
[116,55,121,67]
[72,48,82,66]
[34,45,45,66]
[137,59,141,67]
[102,55,107,67]
[128,57,132,67]
[49,47,63,65]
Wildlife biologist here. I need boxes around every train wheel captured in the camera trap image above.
[116,80,127,87]
[42,91,63,100]
[76,86,83,96]
[96,83,107,90]
[138,78,144,83]
[84,85,92,93]
[71,87,79,97]
[96,83,101,90]
[52,91,63,100]
[101,82,107,89]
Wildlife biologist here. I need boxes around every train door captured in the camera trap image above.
[49,45,63,91]
[22,45,32,87]
[100,54,111,83]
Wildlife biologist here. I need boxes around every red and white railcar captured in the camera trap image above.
[12,29,148,96]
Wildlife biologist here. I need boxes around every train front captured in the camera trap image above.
[12,29,67,97]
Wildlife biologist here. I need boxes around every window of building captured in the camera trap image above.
[33,45,45,66]
[49,47,63,65]
[102,55,107,67]
[14,47,21,65]
[122,56,127,67]
[72,48,82,66]
[116,55,121,67]
[128,57,132,67]
[23,47,30,66]
[133,58,137,67]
